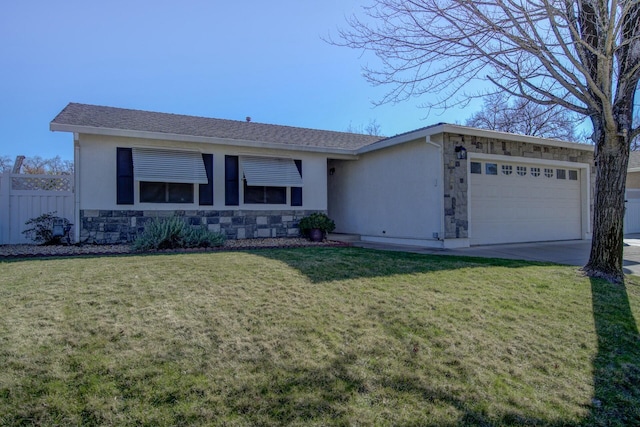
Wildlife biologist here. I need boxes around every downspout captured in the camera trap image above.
[73,133,80,243]
[425,136,445,243]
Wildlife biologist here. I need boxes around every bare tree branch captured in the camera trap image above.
[16,156,74,175]
[465,92,583,141]
[0,156,12,173]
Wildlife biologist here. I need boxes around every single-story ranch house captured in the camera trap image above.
[50,102,595,248]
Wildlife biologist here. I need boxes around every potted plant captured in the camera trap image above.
[298,212,336,242]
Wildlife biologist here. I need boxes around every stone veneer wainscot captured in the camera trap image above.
[79,209,324,244]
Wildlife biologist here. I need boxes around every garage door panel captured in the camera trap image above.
[470,160,582,245]
[472,218,580,245]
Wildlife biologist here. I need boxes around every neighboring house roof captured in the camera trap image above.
[629,152,640,172]
[50,103,383,153]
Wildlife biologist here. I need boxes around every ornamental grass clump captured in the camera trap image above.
[182,225,227,248]
[131,216,225,251]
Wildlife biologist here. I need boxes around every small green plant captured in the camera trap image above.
[182,226,227,248]
[131,216,226,251]
[22,211,71,245]
[298,212,336,237]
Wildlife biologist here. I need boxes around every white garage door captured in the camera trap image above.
[470,160,582,245]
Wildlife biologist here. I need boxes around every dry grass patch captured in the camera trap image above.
[1,247,639,426]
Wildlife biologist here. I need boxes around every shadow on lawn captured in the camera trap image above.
[226,344,612,426]
[225,347,578,427]
[250,246,551,284]
[583,278,640,426]
[250,247,640,425]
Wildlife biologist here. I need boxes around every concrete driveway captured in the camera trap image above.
[350,235,640,276]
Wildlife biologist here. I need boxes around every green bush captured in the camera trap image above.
[298,212,336,237]
[132,217,226,251]
[182,226,227,248]
[22,212,72,245]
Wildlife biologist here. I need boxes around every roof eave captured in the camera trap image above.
[356,123,595,154]
[356,124,447,154]
[440,124,595,151]
[50,122,361,158]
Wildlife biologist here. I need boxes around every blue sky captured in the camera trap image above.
[0,1,479,162]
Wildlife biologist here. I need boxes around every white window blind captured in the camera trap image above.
[240,156,303,187]
[131,148,208,184]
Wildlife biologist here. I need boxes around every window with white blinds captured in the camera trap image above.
[240,156,303,187]
[132,148,208,184]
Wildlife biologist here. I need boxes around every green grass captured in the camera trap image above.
[1,247,639,426]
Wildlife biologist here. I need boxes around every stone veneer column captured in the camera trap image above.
[442,135,469,239]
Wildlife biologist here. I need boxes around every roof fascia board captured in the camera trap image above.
[439,123,594,151]
[357,123,594,154]
[356,124,448,154]
[50,123,359,159]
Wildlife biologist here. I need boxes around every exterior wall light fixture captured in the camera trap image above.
[455,146,467,160]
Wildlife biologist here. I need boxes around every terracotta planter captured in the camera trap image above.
[309,228,324,242]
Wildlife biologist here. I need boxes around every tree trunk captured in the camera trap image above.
[584,125,630,283]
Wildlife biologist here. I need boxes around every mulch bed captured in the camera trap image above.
[0,238,350,259]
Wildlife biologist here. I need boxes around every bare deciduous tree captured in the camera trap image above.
[346,119,384,136]
[0,156,12,173]
[337,0,640,283]
[465,93,582,142]
[1,155,74,175]
[21,156,74,175]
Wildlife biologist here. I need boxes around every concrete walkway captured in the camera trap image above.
[343,235,640,276]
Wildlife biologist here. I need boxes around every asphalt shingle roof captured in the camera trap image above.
[51,103,383,151]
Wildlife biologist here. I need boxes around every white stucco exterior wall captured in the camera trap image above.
[328,138,442,245]
[77,134,329,211]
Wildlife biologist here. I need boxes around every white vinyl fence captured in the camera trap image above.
[0,171,74,244]
[625,189,640,234]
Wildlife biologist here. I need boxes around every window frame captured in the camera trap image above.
[139,181,195,204]
[242,180,287,205]
[470,162,482,174]
[233,156,303,206]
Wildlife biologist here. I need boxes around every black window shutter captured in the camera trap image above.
[199,154,214,205]
[116,147,134,205]
[225,155,239,206]
[291,159,302,206]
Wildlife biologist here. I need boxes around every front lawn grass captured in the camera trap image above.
[1,247,639,426]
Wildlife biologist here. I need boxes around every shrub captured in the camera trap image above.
[132,217,226,251]
[298,212,336,237]
[182,226,227,248]
[22,212,71,245]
